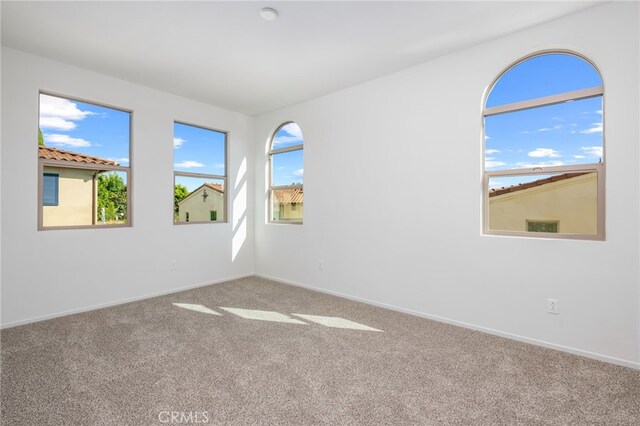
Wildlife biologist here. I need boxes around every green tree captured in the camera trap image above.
[174,184,189,219]
[38,129,45,146]
[97,173,127,223]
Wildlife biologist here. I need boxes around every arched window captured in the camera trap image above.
[483,51,604,240]
[269,122,304,223]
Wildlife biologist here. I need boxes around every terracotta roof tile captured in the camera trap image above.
[39,146,118,166]
[489,172,590,198]
[273,187,303,204]
[203,182,224,193]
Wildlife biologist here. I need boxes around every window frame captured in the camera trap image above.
[173,120,228,225]
[482,50,605,241]
[268,121,304,224]
[37,91,133,231]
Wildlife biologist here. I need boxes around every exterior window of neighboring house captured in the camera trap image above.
[483,51,604,240]
[38,93,131,229]
[269,122,303,223]
[174,122,227,224]
[42,173,59,206]
[527,220,559,233]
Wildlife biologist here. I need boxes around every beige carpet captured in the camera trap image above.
[2,276,639,425]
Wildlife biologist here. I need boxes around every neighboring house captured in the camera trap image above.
[272,187,303,221]
[177,182,225,223]
[489,172,597,234]
[40,146,118,227]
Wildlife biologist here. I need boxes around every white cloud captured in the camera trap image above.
[292,168,304,178]
[44,134,91,148]
[573,155,586,159]
[537,127,552,132]
[173,137,185,149]
[281,122,302,139]
[515,160,565,168]
[273,135,302,146]
[580,122,603,134]
[596,109,603,115]
[528,148,560,158]
[581,146,603,157]
[39,117,77,131]
[273,122,303,146]
[174,160,204,168]
[485,149,500,155]
[485,135,491,140]
[39,94,94,130]
[213,162,225,169]
[485,160,506,168]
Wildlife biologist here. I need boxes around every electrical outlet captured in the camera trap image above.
[318,260,324,271]
[169,261,177,270]
[547,298,559,314]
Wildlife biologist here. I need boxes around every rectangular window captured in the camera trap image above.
[42,173,59,206]
[487,172,598,236]
[38,93,131,229]
[174,122,227,224]
[270,149,304,223]
[527,220,559,233]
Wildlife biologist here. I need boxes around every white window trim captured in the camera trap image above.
[482,51,605,241]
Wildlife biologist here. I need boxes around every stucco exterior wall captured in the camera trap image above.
[177,187,225,223]
[489,173,597,235]
[42,166,95,227]
[273,203,303,222]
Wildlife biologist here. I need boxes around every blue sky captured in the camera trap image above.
[485,54,603,189]
[174,122,226,191]
[39,94,130,164]
[272,123,304,186]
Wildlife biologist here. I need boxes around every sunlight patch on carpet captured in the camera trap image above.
[292,314,382,331]
[219,307,307,324]
[173,303,222,316]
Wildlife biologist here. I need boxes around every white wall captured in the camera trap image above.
[254,2,640,368]
[1,48,255,327]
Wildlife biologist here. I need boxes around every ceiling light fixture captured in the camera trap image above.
[259,7,279,21]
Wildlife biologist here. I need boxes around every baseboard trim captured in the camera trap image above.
[0,273,254,329]
[256,273,640,370]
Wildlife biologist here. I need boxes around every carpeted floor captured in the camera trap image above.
[2,276,639,425]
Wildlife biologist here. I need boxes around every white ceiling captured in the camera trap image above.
[1,1,602,116]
